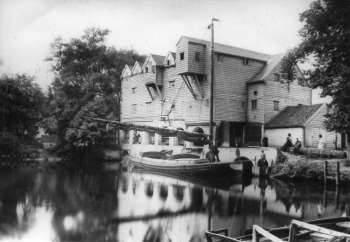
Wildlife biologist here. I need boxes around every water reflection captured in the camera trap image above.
[0,166,350,241]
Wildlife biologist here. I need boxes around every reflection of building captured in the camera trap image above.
[120,36,311,147]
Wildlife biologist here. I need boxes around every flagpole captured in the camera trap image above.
[209,18,219,143]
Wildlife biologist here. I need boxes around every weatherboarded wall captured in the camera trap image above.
[120,73,161,123]
[304,105,341,149]
[265,128,304,147]
[215,55,265,122]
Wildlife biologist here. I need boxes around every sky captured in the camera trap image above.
[1,0,326,101]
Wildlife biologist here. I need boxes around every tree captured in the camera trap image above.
[44,27,144,158]
[0,74,45,154]
[288,0,350,147]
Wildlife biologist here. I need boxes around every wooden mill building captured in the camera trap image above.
[120,36,341,149]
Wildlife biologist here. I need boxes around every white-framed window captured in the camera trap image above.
[273,100,280,111]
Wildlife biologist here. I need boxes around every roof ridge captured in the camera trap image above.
[180,35,273,59]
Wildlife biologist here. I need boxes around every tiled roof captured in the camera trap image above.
[265,104,323,129]
[178,36,272,62]
[151,54,166,66]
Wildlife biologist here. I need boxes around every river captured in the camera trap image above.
[0,163,349,242]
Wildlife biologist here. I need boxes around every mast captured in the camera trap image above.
[209,18,219,143]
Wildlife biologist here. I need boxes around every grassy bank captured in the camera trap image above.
[271,152,350,184]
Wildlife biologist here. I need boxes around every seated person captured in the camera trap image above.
[281,133,293,152]
[294,138,302,154]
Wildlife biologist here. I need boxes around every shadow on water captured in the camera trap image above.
[0,161,350,241]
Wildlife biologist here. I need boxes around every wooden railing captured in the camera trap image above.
[288,219,350,242]
[252,225,285,242]
[205,229,240,242]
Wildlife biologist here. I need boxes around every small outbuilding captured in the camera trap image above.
[264,104,343,149]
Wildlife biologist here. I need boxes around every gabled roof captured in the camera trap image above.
[121,64,132,78]
[131,61,142,74]
[265,104,324,129]
[151,54,165,66]
[164,51,176,66]
[177,36,271,62]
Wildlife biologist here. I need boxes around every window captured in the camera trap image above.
[217,54,224,62]
[167,60,170,66]
[161,135,169,145]
[273,101,280,111]
[145,67,149,73]
[149,133,155,145]
[274,73,280,82]
[131,87,136,94]
[251,99,257,110]
[180,52,184,60]
[242,58,249,65]
[254,91,258,96]
[195,52,200,62]
[132,104,137,113]
[168,80,175,88]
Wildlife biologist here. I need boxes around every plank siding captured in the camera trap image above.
[304,105,341,148]
[120,73,161,123]
[120,36,315,137]
[263,62,312,123]
[248,83,265,123]
[214,55,265,122]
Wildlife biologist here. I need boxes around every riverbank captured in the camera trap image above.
[271,152,350,184]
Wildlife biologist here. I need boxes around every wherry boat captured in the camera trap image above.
[129,154,234,175]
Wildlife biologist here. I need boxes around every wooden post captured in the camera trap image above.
[336,161,340,186]
[252,225,259,242]
[288,223,297,242]
[323,160,328,185]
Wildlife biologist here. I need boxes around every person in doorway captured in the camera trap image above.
[281,133,293,152]
[294,138,302,154]
[318,134,325,150]
[257,150,268,177]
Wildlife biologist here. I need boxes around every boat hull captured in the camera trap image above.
[129,156,235,175]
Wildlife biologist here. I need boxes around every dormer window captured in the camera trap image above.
[242,58,249,65]
[180,52,184,60]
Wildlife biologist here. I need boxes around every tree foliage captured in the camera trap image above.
[44,27,144,157]
[289,0,350,134]
[0,74,45,153]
